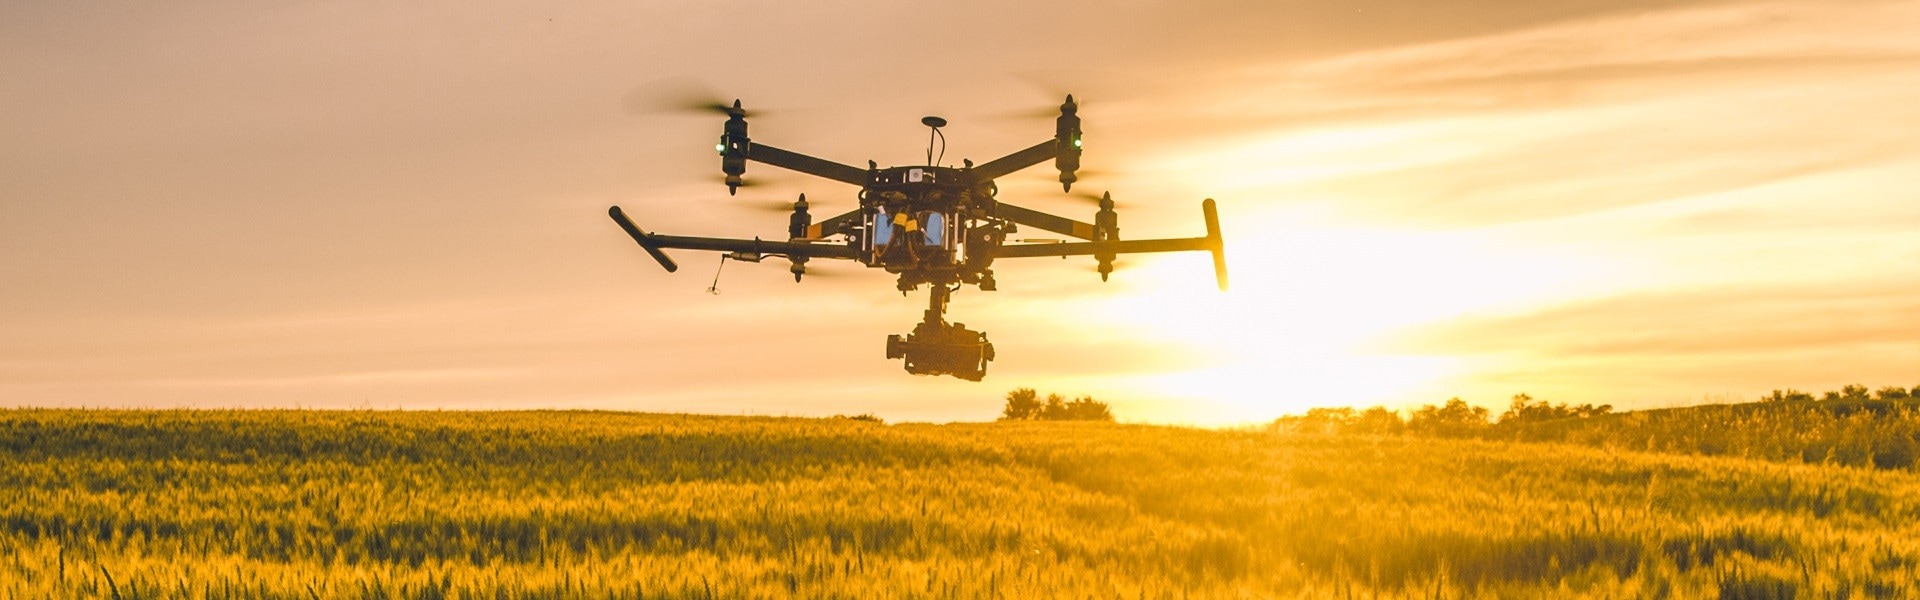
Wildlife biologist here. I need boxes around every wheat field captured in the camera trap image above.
[1,409,1915,598]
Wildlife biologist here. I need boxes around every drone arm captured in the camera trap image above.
[991,199,1229,291]
[971,140,1057,181]
[799,208,865,240]
[975,95,1083,188]
[643,233,859,260]
[994,201,1096,240]
[610,205,857,275]
[746,142,869,186]
[609,205,681,272]
[994,237,1208,257]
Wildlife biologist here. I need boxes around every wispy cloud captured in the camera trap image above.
[1393,281,1920,357]
[1128,0,1920,224]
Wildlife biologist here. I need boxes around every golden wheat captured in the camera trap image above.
[0,409,1913,598]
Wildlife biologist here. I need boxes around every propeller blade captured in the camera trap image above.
[764,257,858,281]
[985,105,1065,121]
[1007,167,1113,189]
[983,80,1085,122]
[1055,189,1134,211]
[734,198,798,213]
[709,173,809,195]
[1011,68,1161,110]
[729,192,828,216]
[623,77,759,117]
[1013,70,1099,103]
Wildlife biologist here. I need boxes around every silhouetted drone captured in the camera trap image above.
[610,95,1226,381]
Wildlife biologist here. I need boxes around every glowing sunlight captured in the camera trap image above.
[1099,203,1620,423]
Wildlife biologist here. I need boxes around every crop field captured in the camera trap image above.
[2,409,1917,598]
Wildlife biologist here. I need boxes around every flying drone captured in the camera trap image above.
[609,95,1227,381]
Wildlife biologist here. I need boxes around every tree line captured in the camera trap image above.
[1761,383,1920,403]
[1272,393,1615,437]
[999,388,1114,422]
[1271,382,1920,471]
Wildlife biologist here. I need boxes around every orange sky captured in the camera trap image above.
[4,1,1917,425]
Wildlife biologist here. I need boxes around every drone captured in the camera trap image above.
[609,95,1227,381]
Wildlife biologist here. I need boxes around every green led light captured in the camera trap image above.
[1072,137,1083,149]
[716,143,727,155]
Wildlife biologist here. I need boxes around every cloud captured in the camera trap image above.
[1391,281,1920,358]
[1122,0,1920,228]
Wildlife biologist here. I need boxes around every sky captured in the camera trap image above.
[4,0,1917,425]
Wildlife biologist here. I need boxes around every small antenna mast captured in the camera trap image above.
[921,116,947,166]
[706,255,729,295]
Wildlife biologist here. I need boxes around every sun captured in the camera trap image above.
[1086,205,1615,425]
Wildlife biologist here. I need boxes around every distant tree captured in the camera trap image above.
[1491,394,1612,442]
[1063,396,1115,422]
[1500,393,1610,424]
[1268,405,1408,435]
[834,414,885,424]
[1001,388,1041,420]
[1273,407,1355,434]
[1352,406,1406,435]
[1039,393,1069,420]
[1913,384,1920,398]
[1876,387,1911,401]
[1765,389,1815,403]
[1002,389,1115,422]
[1312,407,1357,434]
[1408,398,1490,437]
[1840,384,1872,402]
[1499,393,1564,424]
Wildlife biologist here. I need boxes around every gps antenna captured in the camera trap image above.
[922,116,947,166]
